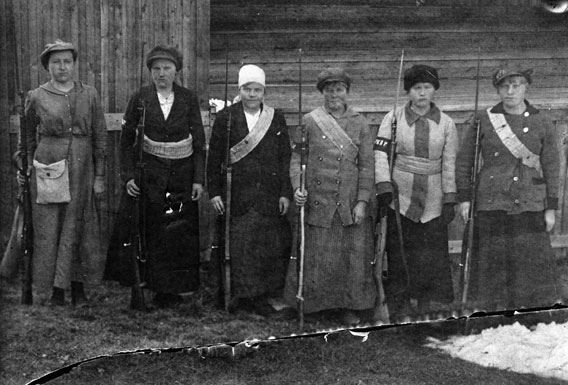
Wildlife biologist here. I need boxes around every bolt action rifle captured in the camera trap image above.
[460,49,482,312]
[220,45,233,312]
[296,48,306,328]
[376,50,410,303]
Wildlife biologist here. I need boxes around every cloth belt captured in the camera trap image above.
[143,135,193,159]
[394,154,441,175]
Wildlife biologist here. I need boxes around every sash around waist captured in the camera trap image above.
[142,135,193,159]
[394,154,442,175]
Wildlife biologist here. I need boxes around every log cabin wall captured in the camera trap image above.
[210,0,568,256]
[0,0,210,251]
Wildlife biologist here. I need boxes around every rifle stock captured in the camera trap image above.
[130,101,147,311]
[221,42,232,312]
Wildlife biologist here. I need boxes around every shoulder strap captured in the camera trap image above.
[229,106,274,164]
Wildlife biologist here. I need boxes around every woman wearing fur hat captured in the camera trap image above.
[375,65,458,320]
[208,64,292,315]
[16,40,107,306]
[456,67,561,312]
[286,68,377,326]
[106,45,206,308]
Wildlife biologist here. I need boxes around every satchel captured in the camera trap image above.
[34,158,71,204]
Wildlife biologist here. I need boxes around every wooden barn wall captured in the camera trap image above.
[0,0,210,250]
[209,0,568,255]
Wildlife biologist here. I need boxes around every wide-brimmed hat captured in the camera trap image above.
[238,64,265,88]
[492,66,533,87]
[40,40,78,70]
[146,45,183,71]
[316,68,352,92]
[403,65,440,91]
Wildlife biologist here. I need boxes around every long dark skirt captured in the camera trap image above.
[230,208,291,299]
[384,209,454,307]
[469,210,560,311]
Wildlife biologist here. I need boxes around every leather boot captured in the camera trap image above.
[71,281,87,306]
[50,287,65,306]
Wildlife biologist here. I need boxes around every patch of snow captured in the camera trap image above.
[426,321,568,381]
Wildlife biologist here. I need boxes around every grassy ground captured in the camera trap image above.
[2,274,567,385]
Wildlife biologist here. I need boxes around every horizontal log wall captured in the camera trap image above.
[0,0,210,250]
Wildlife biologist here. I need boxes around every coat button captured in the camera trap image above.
[523,127,529,133]
[494,152,499,157]
[513,176,519,181]
[316,180,321,185]
[318,156,323,161]
[336,202,341,206]
[337,157,341,161]
[314,200,320,205]
[489,175,494,179]
[524,111,530,117]
[46,172,51,177]
[322,135,327,139]
[514,199,520,204]
[336,179,340,184]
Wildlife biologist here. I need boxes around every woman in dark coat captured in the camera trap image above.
[375,65,458,320]
[208,64,292,314]
[456,66,561,312]
[106,45,206,307]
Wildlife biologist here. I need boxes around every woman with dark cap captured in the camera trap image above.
[456,67,560,312]
[285,68,376,326]
[106,45,206,307]
[375,64,458,320]
[17,39,107,306]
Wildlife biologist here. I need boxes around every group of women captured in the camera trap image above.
[13,39,562,326]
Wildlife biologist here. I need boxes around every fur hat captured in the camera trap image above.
[40,40,78,70]
[316,68,352,92]
[403,65,440,91]
[146,45,183,71]
[238,65,265,88]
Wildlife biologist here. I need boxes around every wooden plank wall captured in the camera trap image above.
[0,0,210,249]
[210,0,568,254]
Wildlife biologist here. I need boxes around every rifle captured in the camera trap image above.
[129,100,147,311]
[379,50,410,298]
[18,88,34,305]
[460,49,482,311]
[296,48,306,328]
[221,46,233,312]
[13,41,34,304]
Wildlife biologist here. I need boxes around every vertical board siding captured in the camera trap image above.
[0,0,210,249]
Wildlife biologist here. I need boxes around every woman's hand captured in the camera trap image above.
[93,175,105,198]
[459,201,471,223]
[294,188,308,207]
[126,179,140,197]
[191,183,203,201]
[545,209,556,232]
[352,201,367,225]
[211,195,224,215]
[16,166,33,186]
[279,197,290,215]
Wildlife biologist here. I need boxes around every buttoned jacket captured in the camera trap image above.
[456,101,559,213]
[290,106,374,228]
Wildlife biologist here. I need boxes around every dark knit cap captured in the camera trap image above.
[492,67,533,87]
[316,68,352,92]
[403,65,440,91]
[40,40,78,70]
[146,45,183,71]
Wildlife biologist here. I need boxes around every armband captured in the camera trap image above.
[373,137,391,153]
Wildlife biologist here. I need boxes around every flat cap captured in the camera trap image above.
[316,68,352,92]
[146,45,183,71]
[403,65,440,91]
[492,66,533,87]
[40,39,78,70]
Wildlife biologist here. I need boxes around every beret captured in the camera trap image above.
[316,68,352,92]
[403,65,440,91]
[40,40,78,70]
[146,45,183,71]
